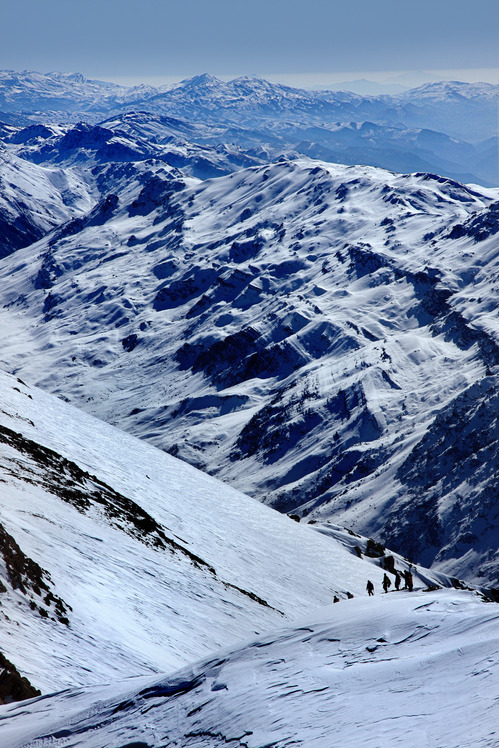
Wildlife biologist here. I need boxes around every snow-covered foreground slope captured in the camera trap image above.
[1,368,446,696]
[0,157,498,584]
[1,590,497,748]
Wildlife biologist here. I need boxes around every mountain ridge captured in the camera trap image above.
[1,69,497,183]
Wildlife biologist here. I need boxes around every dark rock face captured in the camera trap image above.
[122,333,139,352]
[0,520,70,626]
[154,268,218,311]
[447,202,499,243]
[177,327,307,389]
[229,237,264,263]
[34,250,64,289]
[9,123,53,145]
[233,396,322,466]
[0,651,41,704]
[87,194,119,226]
[128,174,185,217]
[58,123,113,151]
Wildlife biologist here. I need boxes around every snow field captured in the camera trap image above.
[0,590,497,747]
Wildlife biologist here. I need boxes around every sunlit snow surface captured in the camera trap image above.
[0,369,444,694]
[1,591,498,748]
[1,81,499,746]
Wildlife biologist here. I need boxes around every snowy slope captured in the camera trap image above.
[1,368,446,696]
[0,147,95,257]
[0,156,498,583]
[1,590,497,747]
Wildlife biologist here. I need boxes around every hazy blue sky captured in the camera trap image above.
[1,0,498,87]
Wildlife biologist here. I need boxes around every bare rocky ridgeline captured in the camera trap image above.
[0,650,40,705]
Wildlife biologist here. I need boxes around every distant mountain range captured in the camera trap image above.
[1,70,497,185]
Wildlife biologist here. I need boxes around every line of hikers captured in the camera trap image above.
[366,569,413,596]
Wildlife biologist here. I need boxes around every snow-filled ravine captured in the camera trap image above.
[0,147,95,257]
[1,590,497,748]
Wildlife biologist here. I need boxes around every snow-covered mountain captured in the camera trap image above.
[0,113,266,259]
[0,367,457,688]
[0,70,162,120]
[3,71,496,138]
[291,120,493,186]
[0,366,497,747]
[0,145,95,258]
[1,115,264,177]
[126,75,499,144]
[132,73,371,127]
[390,81,499,142]
[0,154,498,585]
[1,70,499,745]
[1,70,497,185]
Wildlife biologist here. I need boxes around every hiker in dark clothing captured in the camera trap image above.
[403,570,414,591]
[382,573,391,593]
[366,580,374,596]
[395,570,402,590]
